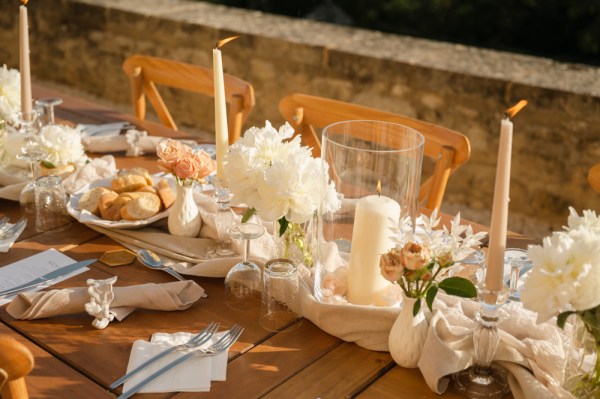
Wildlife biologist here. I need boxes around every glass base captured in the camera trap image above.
[453,364,510,398]
[260,312,303,332]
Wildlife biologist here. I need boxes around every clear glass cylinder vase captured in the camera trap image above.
[565,315,600,398]
[314,120,424,305]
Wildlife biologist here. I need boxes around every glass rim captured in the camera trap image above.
[321,120,425,153]
[265,258,297,276]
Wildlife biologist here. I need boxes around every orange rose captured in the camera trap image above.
[401,242,430,271]
[173,157,201,180]
[380,249,404,282]
[192,150,216,179]
[157,139,188,166]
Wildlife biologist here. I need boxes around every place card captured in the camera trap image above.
[0,248,90,305]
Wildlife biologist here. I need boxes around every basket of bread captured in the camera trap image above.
[66,168,177,228]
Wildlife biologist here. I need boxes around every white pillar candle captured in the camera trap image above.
[347,194,400,305]
[213,47,228,179]
[19,4,32,117]
[485,117,512,292]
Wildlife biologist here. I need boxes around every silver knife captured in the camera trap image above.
[0,258,96,296]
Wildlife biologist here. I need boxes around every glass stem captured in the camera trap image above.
[242,238,250,264]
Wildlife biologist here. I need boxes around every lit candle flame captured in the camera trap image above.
[505,100,528,119]
[216,36,240,49]
[377,180,381,197]
[21,0,29,4]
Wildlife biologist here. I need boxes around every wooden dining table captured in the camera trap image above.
[0,84,533,399]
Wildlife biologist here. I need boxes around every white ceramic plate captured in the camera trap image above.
[67,174,176,229]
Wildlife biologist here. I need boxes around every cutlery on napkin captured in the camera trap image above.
[82,131,197,154]
[121,330,230,394]
[6,279,205,329]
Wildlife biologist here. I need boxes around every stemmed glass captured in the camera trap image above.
[15,110,43,211]
[224,222,265,311]
[213,177,236,256]
[35,97,63,126]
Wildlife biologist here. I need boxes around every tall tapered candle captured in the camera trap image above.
[19,1,32,117]
[485,100,527,291]
[213,36,239,178]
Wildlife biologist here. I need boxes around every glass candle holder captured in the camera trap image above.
[314,120,424,305]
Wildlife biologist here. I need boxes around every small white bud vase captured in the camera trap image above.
[168,181,201,237]
[388,293,429,368]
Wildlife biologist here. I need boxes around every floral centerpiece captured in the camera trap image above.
[157,139,215,237]
[223,121,340,264]
[380,210,485,315]
[0,64,20,125]
[379,210,485,368]
[521,207,600,397]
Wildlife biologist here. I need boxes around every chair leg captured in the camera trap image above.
[1,377,29,399]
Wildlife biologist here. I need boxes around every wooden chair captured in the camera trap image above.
[589,162,600,193]
[279,93,471,211]
[122,54,255,144]
[0,336,34,399]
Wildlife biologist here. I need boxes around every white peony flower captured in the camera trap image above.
[224,121,340,224]
[0,65,21,125]
[38,124,87,166]
[522,208,600,323]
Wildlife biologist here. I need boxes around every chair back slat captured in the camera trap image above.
[123,54,255,143]
[279,93,471,210]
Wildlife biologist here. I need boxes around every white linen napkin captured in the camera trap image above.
[122,330,229,393]
[82,130,196,154]
[0,219,27,253]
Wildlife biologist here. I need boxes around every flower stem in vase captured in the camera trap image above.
[453,284,510,398]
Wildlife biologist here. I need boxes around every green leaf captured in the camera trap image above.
[241,208,256,223]
[40,160,56,169]
[425,285,438,312]
[412,298,422,317]
[557,311,575,329]
[278,217,289,236]
[438,277,477,298]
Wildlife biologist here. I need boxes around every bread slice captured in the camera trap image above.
[126,167,154,186]
[78,186,114,215]
[136,185,158,195]
[157,179,175,209]
[120,194,161,220]
[99,192,129,221]
[111,174,148,193]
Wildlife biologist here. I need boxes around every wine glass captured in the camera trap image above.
[15,110,43,211]
[35,97,63,126]
[224,222,265,311]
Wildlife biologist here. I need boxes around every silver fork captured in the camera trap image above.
[109,321,220,390]
[0,218,27,240]
[118,324,244,399]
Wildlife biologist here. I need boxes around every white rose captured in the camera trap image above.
[0,65,21,124]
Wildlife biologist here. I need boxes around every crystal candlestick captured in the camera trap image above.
[213,177,236,256]
[453,284,510,398]
[15,110,43,212]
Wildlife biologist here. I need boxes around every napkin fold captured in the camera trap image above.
[85,192,274,278]
[0,219,27,253]
[6,280,205,324]
[82,130,196,155]
[417,295,573,399]
[0,155,117,201]
[122,331,229,393]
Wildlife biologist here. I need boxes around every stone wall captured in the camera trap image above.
[1,0,600,237]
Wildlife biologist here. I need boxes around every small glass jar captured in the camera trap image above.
[34,175,71,232]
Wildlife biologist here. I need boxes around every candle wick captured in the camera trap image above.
[503,113,510,121]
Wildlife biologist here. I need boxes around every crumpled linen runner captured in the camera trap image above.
[418,295,574,399]
[0,155,117,201]
[6,280,204,323]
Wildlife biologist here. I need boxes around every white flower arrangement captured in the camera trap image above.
[0,65,21,125]
[39,124,87,167]
[521,207,600,324]
[224,121,340,227]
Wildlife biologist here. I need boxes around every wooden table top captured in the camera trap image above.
[0,85,530,398]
